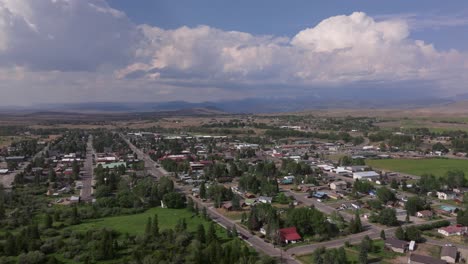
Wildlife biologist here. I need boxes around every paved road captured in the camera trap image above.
[80,135,95,201]
[119,134,299,263]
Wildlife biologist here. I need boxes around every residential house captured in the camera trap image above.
[222,202,233,211]
[409,254,447,264]
[437,191,456,201]
[441,246,457,263]
[278,227,301,244]
[385,238,409,253]
[438,225,468,237]
[416,210,433,218]
[330,181,347,190]
[258,196,273,204]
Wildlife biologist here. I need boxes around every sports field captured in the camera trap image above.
[366,158,468,177]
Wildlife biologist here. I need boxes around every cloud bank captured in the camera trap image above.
[0,0,467,105]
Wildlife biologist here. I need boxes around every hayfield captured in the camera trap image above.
[366,158,468,177]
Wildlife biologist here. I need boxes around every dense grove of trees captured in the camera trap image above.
[264,129,360,144]
[93,131,130,154]
[9,139,39,157]
[50,131,87,155]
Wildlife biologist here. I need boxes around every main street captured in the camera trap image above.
[80,135,95,202]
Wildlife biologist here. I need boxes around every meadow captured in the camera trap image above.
[366,158,468,177]
[68,207,228,237]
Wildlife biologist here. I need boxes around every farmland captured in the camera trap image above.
[366,158,468,177]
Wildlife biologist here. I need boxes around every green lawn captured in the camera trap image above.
[366,158,468,177]
[68,207,228,237]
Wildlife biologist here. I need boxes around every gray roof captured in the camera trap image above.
[441,246,457,259]
[385,238,408,249]
[410,254,446,264]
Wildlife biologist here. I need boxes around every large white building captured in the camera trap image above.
[353,171,379,180]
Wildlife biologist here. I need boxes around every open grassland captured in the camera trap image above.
[366,158,468,177]
[68,207,228,238]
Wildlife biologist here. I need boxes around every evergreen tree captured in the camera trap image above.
[4,232,16,256]
[200,182,207,199]
[207,222,217,243]
[197,224,206,243]
[395,226,406,240]
[152,214,159,238]
[145,217,152,239]
[380,230,386,240]
[44,214,53,229]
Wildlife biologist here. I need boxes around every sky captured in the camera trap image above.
[1,0,468,106]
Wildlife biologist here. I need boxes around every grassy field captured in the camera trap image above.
[68,207,228,237]
[366,158,468,177]
[297,240,398,264]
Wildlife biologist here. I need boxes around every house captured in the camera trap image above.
[70,196,80,204]
[258,196,273,204]
[353,171,380,180]
[441,246,457,263]
[437,191,456,201]
[438,225,468,236]
[313,192,327,199]
[330,181,347,190]
[409,254,447,264]
[416,210,433,218]
[282,176,295,184]
[385,238,409,253]
[278,227,301,244]
[222,202,233,211]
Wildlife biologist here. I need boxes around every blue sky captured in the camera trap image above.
[1,0,468,105]
[109,0,468,51]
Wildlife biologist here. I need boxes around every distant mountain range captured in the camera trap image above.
[1,94,466,115]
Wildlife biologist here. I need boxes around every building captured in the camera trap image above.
[258,196,273,204]
[330,181,347,190]
[409,254,447,264]
[416,210,433,218]
[438,225,468,236]
[437,191,456,201]
[353,171,379,180]
[100,162,127,170]
[441,246,457,263]
[0,169,8,174]
[278,227,301,244]
[385,238,409,253]
[5,156,25,162]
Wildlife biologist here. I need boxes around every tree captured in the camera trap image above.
[359,241,368,264]
[44,214,53,229]
[395,226,405,240]
[405,196,425,216]
[162,192,185,208]
[200,182,207,199]
[390,179,399,189]
[70,205,80,225]
[378,208,399,226]
[376,187,396,203]
[207,222,217,243]
[380,230,386,240]
[405,226,422,242]
[196,224,206,243]
[145,217,152,239]
[446,170,466,189]
[349,211,363,234]
[152,214,159,238]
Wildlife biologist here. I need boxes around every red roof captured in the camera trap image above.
[279,227,301,242]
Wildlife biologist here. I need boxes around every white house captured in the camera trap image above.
[258,196,273,204]
[437,191,456,201]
